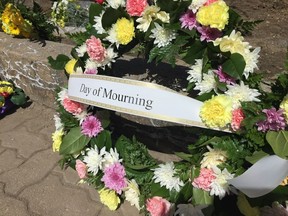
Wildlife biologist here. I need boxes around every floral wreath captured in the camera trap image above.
[49,0,288,215]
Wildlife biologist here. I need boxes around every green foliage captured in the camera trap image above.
[60,127,91,155]
[10,86,27,106]
[193,188,214,206]
[89,3,103,25]
[115,136,157,170]
[182,40,207,65]
[266,131,288,159]
[66,31,90,45]
[48,54,70,70]
[90,130,112,150]
[245,150,269,164]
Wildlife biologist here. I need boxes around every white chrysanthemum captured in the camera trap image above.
[200,146,227,169]
[152,162,184,192]
[102,148,123,169]
[57,88,68,103]
[106,0,125,9]
[188,0,207,13]
[187,59,203,83]
[194,70,216,95]
[225,81,261,108]
[83,146,106,175]
[210,167,234,199]
[175,204,207,216]
[242,47,261,78]
[136,6,170,32]
[53,114,64,131]
[85,59,99,70]
[76,43,87,57]
[101,47,118,68]
[150,23,176,48]
[124,179,141,210]
[93,11,106,34]
[106,24,118,46]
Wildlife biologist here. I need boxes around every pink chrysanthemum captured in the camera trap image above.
[62,98,85,115]
[192,168,216,191]
[180,10,197,30]
[81,115,103,137]
[257,108,286,132]
[197,26,222,42]
[86,36,106,62]
[126,0,147,16]
[214,66,235,85]
[231,108,245,131]
[101,162,127,194]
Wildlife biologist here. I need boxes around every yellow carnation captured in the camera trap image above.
[65,58,77,74]
[0,81,14,95]
[52,129,64,152]
[200,95,233,128]
[196,0,229,30]
[280,94,288,122]
[99,188,120,211]
[115,18,135,45]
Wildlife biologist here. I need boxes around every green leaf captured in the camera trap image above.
[48,54,70,70]
[182,41,207,65]
[222,53,246,79]
[150,182,170,198]
[237,193,260,216]
[101,7,126,29]
[10,91,27,106]
[60,127,91,155]
[174,152,192,162]
[89,3,103,25]
[193,188,213,205]
[266,131,288,159]
[174,182,193,204]
[90,130,112,150]
[0,96,4,104]
[245,151,269,164]
[96,110,110,129]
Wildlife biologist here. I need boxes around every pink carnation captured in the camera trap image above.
[146,196,171,216]
[204,0,218,6]
[95,0,104,4]
[81,115,103,137]
[75,159,87,179]
[62,98,85,115]
[192,168,215,191]
[86,36,106,62]
[101,162,127,194]
[231,108,245,131]
[126,0,147,16]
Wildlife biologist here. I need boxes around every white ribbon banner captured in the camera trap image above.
[228,155,288,198]
[68,74,207,128]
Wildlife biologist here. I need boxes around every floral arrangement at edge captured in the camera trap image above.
[0,0,58,40]
[49,0,288,215]
[0,79,28,117]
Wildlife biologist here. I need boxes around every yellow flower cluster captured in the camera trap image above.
[200,95,233,128]
[0,81,14,96]
[280,95,288,122]
[196,0,229,30]
[99,188,120,211]
[1,3,32,38]
[52,129,64,152]
[115,18,135,45]
[65,58,78,74]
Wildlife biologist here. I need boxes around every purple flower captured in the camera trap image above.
[197,26,222,42]
[257,108,286,132]
[101,162,127,194]
[180,10,197,30]
[81,115,103,137]
[0,98,14,116]
[214,66,235,85]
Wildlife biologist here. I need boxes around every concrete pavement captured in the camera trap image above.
[0,102,140,216]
